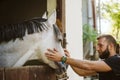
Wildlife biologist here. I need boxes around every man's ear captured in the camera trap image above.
[109,43,114,50]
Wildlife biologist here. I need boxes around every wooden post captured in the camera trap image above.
[0,68,4,80]
[56,0,67,48]
[5,67,29,80]
[0,65,56,80]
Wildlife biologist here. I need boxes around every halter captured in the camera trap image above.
[56,71,69,80]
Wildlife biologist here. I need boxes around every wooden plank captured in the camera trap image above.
[57,0,66,48]
[5,66,56,80]
[29,66,56,80]
[0,68,4,80]
[5,67,29,80]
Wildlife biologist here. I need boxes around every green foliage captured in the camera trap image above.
[83,24,98,43]
[101,1,120,40]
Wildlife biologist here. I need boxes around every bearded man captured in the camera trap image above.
[45,34,120,80]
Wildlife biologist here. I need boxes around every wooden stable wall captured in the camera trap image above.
[0,0,58,25]
[0,66,56,80]
[0,0,47,25]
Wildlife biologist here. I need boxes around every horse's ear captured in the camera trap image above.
[48,10,56,24]
[42,11,48,19]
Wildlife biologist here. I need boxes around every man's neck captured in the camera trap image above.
[109,51,116,57]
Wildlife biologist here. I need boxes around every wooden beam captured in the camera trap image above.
[0,66,56,80]
[57,0,67,48]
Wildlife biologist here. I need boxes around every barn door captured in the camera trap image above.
[0,0,47,25]
[56,0,66,48]
[47,0,66,48]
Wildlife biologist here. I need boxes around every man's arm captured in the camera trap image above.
[71,66,97,76]
[45,49,112,72]
[66,57,112,72]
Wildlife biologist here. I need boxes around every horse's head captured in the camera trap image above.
[45,10,68,79]
[34,10,68,77]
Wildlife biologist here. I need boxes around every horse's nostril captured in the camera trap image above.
[58,39,62,42]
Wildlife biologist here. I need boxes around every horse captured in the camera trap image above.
[0,10,68,80]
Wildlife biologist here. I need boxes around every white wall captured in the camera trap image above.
[65,0,83,80]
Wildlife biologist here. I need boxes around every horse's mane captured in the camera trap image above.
[0,18,48,43]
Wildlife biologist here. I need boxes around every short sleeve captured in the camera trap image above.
[104,55,120,75]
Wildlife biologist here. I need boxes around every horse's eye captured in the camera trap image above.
[58,39,62,42]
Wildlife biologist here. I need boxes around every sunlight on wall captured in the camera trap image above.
[96,0,120,34]
[65,0,83,80]
[99,19,112,34]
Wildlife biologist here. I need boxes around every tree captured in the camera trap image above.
[83,24,98,60]
[101,0,120,42]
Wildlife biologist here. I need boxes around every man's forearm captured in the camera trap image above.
[65,57,94,70]
[71,66,97,76]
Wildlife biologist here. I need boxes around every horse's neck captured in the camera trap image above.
[0,27,56,67]
[0,33,38,65]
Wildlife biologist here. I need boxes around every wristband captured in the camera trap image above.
[61,56,67,64]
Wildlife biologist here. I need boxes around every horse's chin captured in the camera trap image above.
[55,62,69,80]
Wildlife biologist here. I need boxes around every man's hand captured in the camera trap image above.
[64,49,70,57]
[45,48,63,62]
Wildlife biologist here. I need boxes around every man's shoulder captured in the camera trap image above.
[111,54,120,59]
[112,54,120,59]
[104,55,120,64]
[116,54,120,58]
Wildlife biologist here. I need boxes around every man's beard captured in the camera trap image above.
[99,47,110,59]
